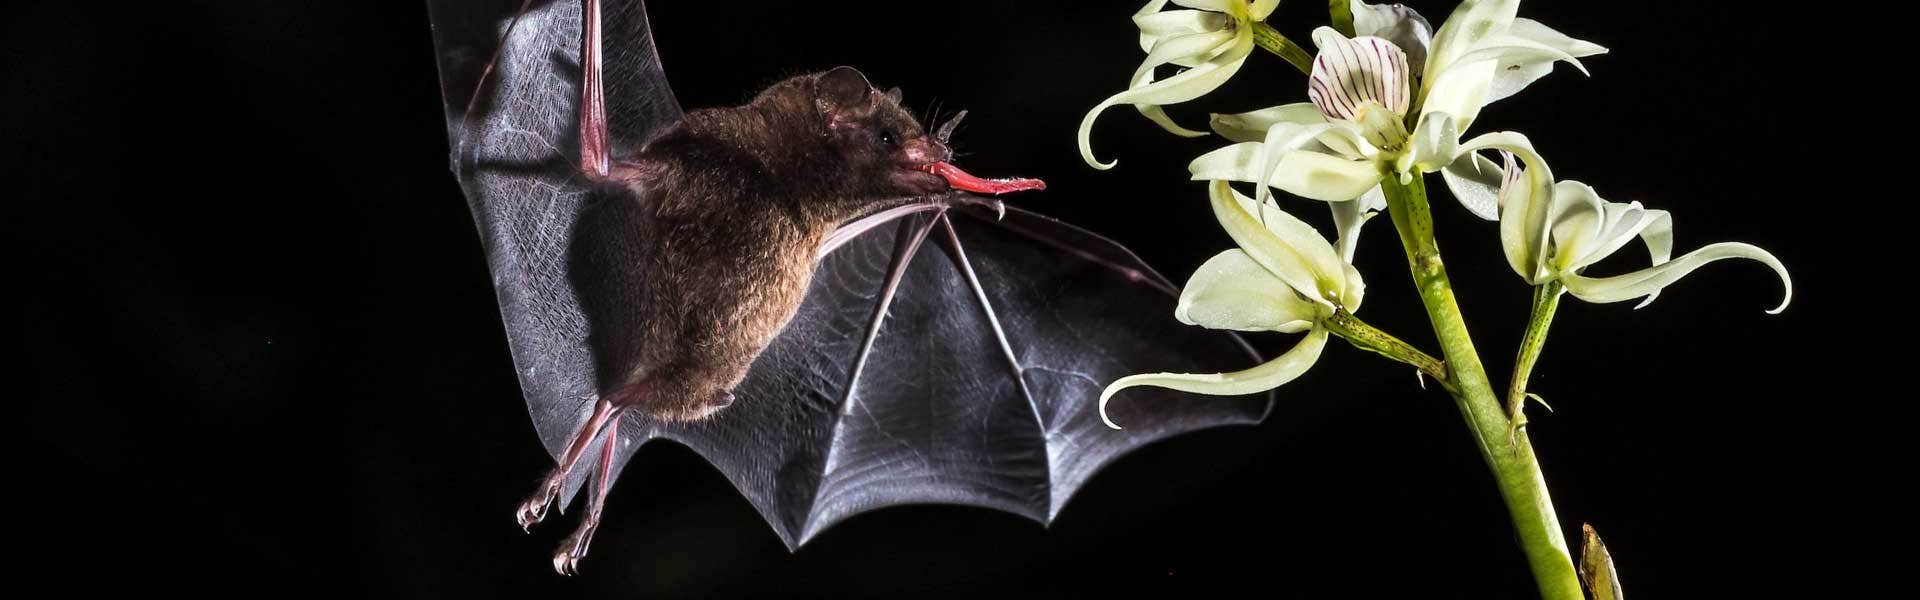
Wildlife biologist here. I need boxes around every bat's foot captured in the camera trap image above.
[515,477,563,532]
[551,521,599,576]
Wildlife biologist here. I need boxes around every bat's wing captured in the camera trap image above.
[424,0,680,500]
[668,207,1272,548]
[426,0,1272,550]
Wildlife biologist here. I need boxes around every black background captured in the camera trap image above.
[11,1,1851,598]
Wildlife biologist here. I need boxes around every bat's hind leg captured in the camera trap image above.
[552,412,623,575]
[515,395,626,530]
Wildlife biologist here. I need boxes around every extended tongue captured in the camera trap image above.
[923,162,1046,195]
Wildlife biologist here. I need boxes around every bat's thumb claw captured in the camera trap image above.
[514,480,560,532]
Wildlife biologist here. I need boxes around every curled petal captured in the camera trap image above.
[1486,19,1609,104]
[1459,131,1555,283]
[1080,30,1253,169]
[1134,2,1228,56]
[1439,150,1503,221]
[1128,29,1241,137]
[1208,181,1353,307]
[1189,142,1383,202]
[1177,250,1323,334]
[1308,28,1413,121]
[1560,242,1792,314]
[1100,329,1329,429]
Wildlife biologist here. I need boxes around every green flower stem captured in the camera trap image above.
[1328,0,1356,37]
[1323,309,1450,390]
[1506,280,1565,441]
[1251,22,1314,75]
[1380,175,1582,600]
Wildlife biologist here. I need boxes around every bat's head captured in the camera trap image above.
[810,66,954,199]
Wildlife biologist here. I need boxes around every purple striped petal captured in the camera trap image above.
[1307,27,1411,122]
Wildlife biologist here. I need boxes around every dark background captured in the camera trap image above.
[11,1,1851,597]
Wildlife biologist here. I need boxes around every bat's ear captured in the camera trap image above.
[818,66,875,117]
[884,87,902,104]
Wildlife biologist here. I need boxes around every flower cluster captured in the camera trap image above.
[1088,0,1792,428]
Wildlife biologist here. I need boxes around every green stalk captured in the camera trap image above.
[1323,309,1450,391]
[1251,22,1314,75]
[1328,0,1356,37]
[1506,281,1565,442]
[1379,175,1582,600]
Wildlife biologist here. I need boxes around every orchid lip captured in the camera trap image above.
[919,162,1046,195]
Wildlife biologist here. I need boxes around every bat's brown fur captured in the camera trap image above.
[606,67,950,421]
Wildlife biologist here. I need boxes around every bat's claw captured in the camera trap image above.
[515,478,562,531]
[551,522,599,576]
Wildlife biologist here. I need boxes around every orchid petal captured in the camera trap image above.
[1308,28,1413,121]
[1208,181,1352,307]
[1460,131,1555,283]
[1349,0,1434,77]
[1209,103,1330,143]
[1248,0,1280,19]
[1560,242,1792,314]
[1332,186,1386,263]
[1424,0,1520,76]
[1439,150,1502,221]
[1189,142,1384,202]
[1486,18,1609,104]
[1342,262,1368,312]
[1176,250,1323,334]
[1545,180,1607,271]
[1211,105,1371,159]
[1124,31,1240,137]
[1255,120,1347,206]
[1419,0,1520,131]
[1080,30,1253,169]
[1170,0,1238,11]
[1419,58,1498,134]
[1549,181,1670,274]
[1407,111,1459,174]
[1100,329,1329,429]
[1135,4,1228,56]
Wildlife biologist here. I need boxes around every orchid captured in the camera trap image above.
[1099,180,1362,429]
[1077,2,1790,597]
[1190,0,1605,223]
[1490,152,1793,311]
[1077,0,1279,170]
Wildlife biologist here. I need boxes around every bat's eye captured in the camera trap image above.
[879,129,899,147]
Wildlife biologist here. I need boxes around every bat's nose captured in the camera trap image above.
[902,137,948,165]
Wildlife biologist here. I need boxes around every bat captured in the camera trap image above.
[423,0,1273,573]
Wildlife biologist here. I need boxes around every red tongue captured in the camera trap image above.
[923,162,1046,195]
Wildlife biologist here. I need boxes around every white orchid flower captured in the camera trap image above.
[1100,180,1364,429]
[1490,152,1792,312]
[1192,0,1605,232]
[1078,0,1280,170]
[1412,0,1608,220]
